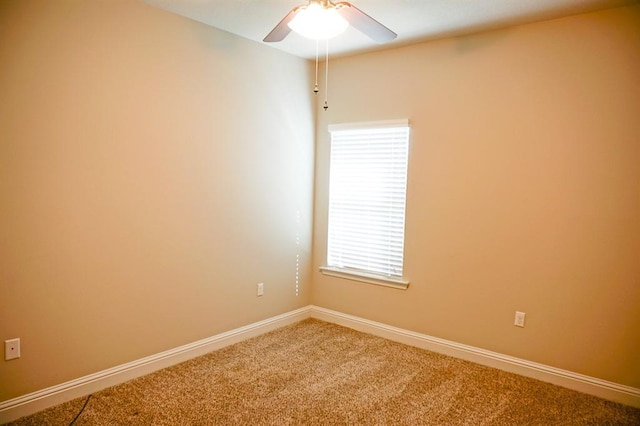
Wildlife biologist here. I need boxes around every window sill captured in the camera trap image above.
[319,266,409,290]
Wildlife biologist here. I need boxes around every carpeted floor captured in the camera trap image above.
[8,319,640,425]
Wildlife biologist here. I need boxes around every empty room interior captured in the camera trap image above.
[1,0,639,423]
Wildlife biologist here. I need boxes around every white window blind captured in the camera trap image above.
[326,120,410,280]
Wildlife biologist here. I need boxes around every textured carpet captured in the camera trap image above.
[8,319,640,425]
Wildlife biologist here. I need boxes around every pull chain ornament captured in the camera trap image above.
[311,34,330,110]
[314,40,319,94]
[324,39,329,110]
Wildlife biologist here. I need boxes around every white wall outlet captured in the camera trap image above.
[257,282,264,297]
[5,338,21,361]
[514,311,526,328]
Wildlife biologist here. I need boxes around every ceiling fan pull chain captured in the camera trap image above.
[314,39,319,94]
[324,38,329,111]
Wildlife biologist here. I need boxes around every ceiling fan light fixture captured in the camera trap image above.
[287,3,348,40]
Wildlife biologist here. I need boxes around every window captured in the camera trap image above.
[321,119,410,290]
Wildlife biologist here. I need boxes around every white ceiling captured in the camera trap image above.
[142,0,637,59]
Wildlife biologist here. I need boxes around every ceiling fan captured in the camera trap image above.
[263,1,396,111]
[263,0,397,43]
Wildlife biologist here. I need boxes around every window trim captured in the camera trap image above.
[327,119,409,133]
[322,118,410,290]
[319,266,410,290]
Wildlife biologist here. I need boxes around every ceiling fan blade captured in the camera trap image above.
[336,2,397,43]
[263,7,301,42]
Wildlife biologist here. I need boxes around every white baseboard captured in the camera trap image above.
[308,305,640,408]
[2,304,638,424]
[0,306,311,424]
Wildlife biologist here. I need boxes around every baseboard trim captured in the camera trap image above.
[308,305,640,408]
[2,304,638,423]
[0,306,311,424]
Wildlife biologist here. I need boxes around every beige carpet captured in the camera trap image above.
[8,319,640,425]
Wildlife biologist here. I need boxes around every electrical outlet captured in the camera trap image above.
[257,282,264,297]
[5,338,20,361]
[514,311,526,328]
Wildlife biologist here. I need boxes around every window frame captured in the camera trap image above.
[320,119,410,290]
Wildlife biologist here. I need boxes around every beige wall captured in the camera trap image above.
[0,1,314,400]
[312,5,640,388]
[1,0,639,405]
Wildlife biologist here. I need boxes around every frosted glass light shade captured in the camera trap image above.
[288,3,349,40]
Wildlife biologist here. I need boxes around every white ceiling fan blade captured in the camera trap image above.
[263,7,301,42]
[336,2,397,43]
